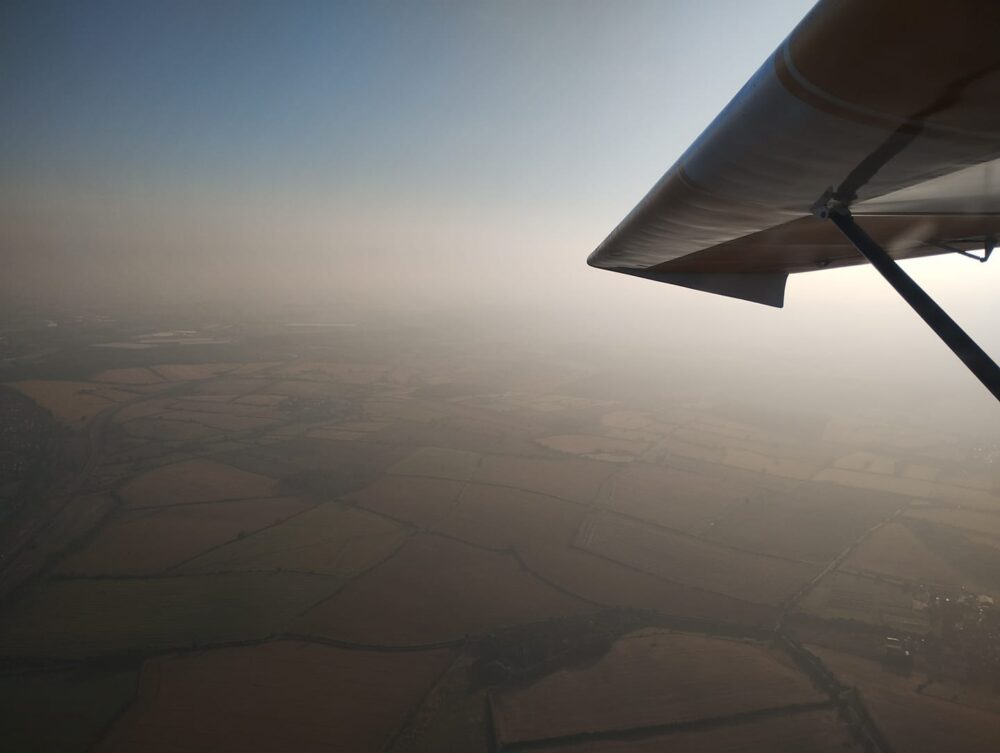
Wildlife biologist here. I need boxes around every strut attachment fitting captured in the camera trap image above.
[816,202,1000,403]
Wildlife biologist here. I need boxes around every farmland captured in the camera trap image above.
[0,308,998,751]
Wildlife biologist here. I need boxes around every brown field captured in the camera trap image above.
[234,393,286,406]
[306,427,367,440]
[97,641,453,753]
[111,396,176,423]
[432,483,585,551]
[704,496,890,563]
[7,380,121,425]
[344,475,464,526]
[905,507,1000,539]
[797,570,929,634]
[57,497,316,576]
[93,367,166,385]
[576,513,820,604]
[0,666,138,753]
[276,360,388,384]
[262,378,360,399]
[843,521,981,592]
[814,468,1000,508]
[372,415,545,456]
[835,451,898,474]
[175,502,408,576]
[150,363,240,381]
[122,416,223,441]
[643,435,725,464]
[295,534,592,645]
[0,573,337,658]
[490,630,824,747]
[388,446,483,480]
[526,710,859,753]
[365,398,450,422]
[167,399,285,418]
[600,409,653,429]
[537,433,648,461]
[598,463,750,534]
[193,377,273,395]
[158,409,277,432]
[472,454,615,504]
[811,646,1000,753]
[721,448,820,480]
[218,437,409,499]
[517,543,776,627]
[120,459,282,508]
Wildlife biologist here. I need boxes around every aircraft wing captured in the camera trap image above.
[589,0,1000,307]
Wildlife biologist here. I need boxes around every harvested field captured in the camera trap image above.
[222,438,407,497]
[158,409,276,431]
[306,427,367,440]
[843,521,982,592]
[526,709,859,753]
[811,646,1000,753]
[600,410,657,430]
[58,497,315,576]
[537,434,648,462]
[433,483,585,551]
[295,534,591,645]
[8,380,119,425]
[798,570,929,634]
[111,397,176,423]
[0,666,138,753]
[599,463,750,533]
[814,468,1000,507]
[643,435,724,464]
[167,399,284,418]
[373,416,545,456]
[120,459,281,508]
[472,454,615,504]
[235,393,286,406]
[721,449,819,480]
[344,475,463,526]
[151,363,239,381]
[576,513,820,605]
[906,507,1000,539]
[263,378,362,399]
[366,398,449,422]
[97,641,452,753]
[389,446,482,481]
[193,377,272,395]
[490,630,825,747]
[277,360,388,383]
[517,544,775,627]
[122,417,221,441]
[93,367,165,385]
[175,502,408,575]
[704,497,889,563]
[835,451,898,474]
[0,572,337,658]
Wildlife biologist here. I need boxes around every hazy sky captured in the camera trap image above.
[3,1,999,425]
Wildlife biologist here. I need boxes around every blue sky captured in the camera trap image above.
[2,1,811,260]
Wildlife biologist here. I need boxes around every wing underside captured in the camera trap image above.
[590,0,1000,306]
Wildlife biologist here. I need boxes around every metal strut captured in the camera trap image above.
[824,207,1000,403]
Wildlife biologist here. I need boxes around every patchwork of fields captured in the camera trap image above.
[1,319,999,752]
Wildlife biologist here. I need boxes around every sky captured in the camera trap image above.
[3,0,999,428]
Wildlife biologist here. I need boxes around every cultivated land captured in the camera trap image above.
[0,306,998,752]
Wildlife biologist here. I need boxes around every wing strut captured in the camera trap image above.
[819,206,1000,403]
